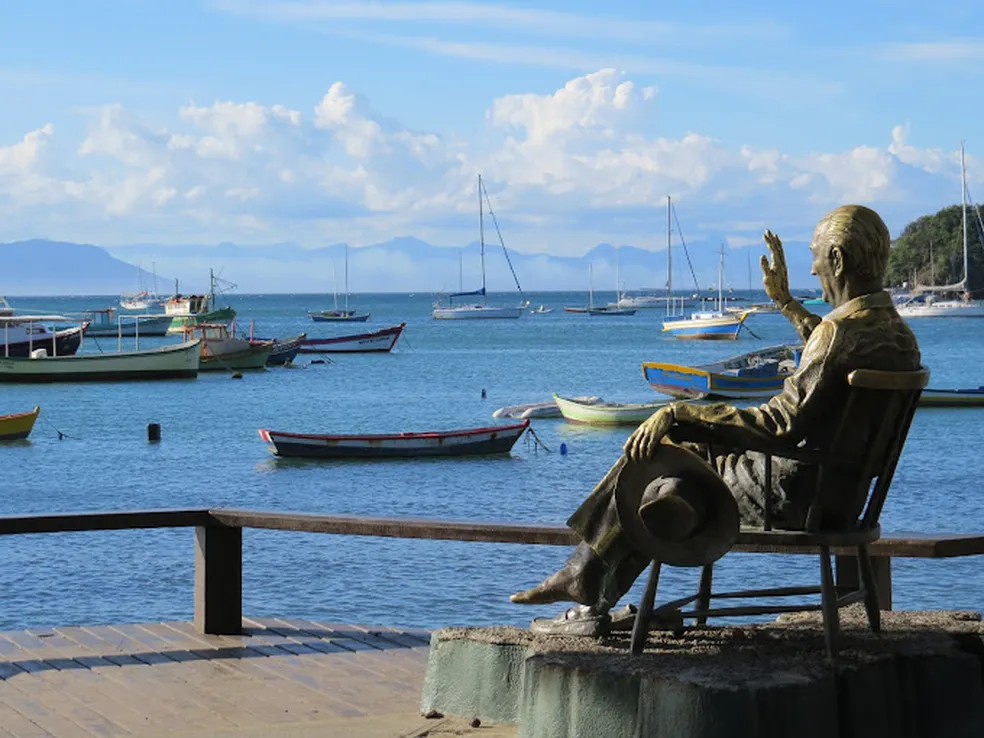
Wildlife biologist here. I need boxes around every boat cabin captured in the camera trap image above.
[165,294,210,317]
[182,323,232,342]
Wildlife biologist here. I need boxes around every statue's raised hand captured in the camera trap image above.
[624,407,675,462]
[760,230,793,307]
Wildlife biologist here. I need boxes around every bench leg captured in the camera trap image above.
[630,561,661,656]
[856,544,881,633]
[819,545,839,660]
[695,564,713,626]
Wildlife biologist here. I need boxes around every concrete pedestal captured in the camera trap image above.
[421,609,984,738]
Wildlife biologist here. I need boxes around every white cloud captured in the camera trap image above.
[0,69,975,261]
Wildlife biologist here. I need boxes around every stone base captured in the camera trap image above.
[421,608,984,738]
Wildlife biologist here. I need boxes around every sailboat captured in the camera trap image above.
[308,246,371,322]
[432,174,527,320]
[661,198,747,340]
[589,250,636,315]
[120,263,167,311]
[896,141,984,318]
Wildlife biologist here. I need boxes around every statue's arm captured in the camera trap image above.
[671,321,838,445]
[777,298,822,342]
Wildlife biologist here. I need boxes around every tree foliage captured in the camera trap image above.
[887,204,984,293]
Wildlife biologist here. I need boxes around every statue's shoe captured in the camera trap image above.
[529,605,611,637]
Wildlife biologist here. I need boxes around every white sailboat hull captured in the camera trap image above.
[896,300,984,318]
[432,304,524,320]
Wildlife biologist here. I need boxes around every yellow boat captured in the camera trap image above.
[0,406,40,441]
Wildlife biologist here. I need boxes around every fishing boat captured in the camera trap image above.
[432,175,526,320]
[257,419,530,459]
[298,323,405,354]
[0,336,201,383]
[255,334,307,366]
[165,270,238,334]
[183,323,271,371]
[0,406,40,440]
[308,246,370,322]
[553,394,670,426]
[917,388,984,407]
[642,344,802,399]
[896,142,984,318]
[80,308,173,337]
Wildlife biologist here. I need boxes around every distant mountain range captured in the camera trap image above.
[0,236,819,296]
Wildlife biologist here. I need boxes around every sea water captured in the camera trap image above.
[0,290,981,631]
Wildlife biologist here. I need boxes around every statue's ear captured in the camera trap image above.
[829,246,845,278]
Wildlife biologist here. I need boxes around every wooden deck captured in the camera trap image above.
[0,616,506,737]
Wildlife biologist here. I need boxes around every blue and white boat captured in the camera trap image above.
[642,344,802,399]
[662,245,747,340]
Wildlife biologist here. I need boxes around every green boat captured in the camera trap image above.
[553,393,671,426]
[165,269,237,334]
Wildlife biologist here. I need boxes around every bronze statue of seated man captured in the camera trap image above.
[511,205,922,637]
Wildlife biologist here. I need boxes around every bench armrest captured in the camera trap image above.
[667,426,857,469]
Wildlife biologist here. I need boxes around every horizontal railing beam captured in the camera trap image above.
[0,509,210,535]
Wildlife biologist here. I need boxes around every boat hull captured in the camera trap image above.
[85,315,174,337]
[554,394,667,425]
[662,315,746,340]
[432,305,524,320]
[0,406,40,440]
[0,340,201,383]
[309,312,371,323]
[201,344,271,371]
[298,323,405,354]
[588,307,637,316]
[2,325,84,358]
[258,420,529,459]
[918,389,984,407]
[642,344,800,400]
[258,334,306,366]
[896,301,984,318]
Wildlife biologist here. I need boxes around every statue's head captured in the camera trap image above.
[810,205,889,306]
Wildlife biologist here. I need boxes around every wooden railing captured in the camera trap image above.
[1,508,982,634]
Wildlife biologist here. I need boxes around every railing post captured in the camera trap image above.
[194,524,242,635]
[835,553,892,610]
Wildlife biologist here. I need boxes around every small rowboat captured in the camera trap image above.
[298,323,405,354]
[0,406,40,440]
[258,419,531,459]
[553,394,670,426]
[918,388,984,407]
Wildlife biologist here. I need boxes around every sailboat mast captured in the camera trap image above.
[589,262,594,309]
[666,195,673,316]
[615,249,620,303]
[479,174,487,306]
[962,141,969,292]
[344,245,349,312]
[332,261,338,310]
[718,244,725,312]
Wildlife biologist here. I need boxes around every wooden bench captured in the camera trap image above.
[0,508,981,634]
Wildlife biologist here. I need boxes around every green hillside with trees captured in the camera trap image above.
[887,204,984,293]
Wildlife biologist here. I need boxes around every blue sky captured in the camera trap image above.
[1,0,983,275]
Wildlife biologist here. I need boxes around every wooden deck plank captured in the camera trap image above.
[158,622,378,720]
[0,618,430,735]
[52,628,245,732]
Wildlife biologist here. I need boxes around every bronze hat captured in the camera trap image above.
[615,444,740,567]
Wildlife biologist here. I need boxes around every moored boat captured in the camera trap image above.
[0,406,40,440]
[165,270,237,334]
[0,312,84,358]
[298,323,405,354]
[184,323,271,371]
[257,419,530,459]
[642,344,802,399]
[251,333,307,366]
[81,308,173,337]
[917,388,984,407]
[661,309,748,340]
[553,394,669,425]
[0,340,201,383]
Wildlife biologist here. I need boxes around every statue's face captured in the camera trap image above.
[809,237,842,305]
